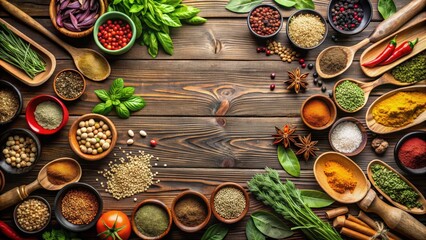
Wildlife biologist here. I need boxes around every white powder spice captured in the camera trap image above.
[330,121,362,153]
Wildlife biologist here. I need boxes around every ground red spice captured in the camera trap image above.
[398,137,426,169]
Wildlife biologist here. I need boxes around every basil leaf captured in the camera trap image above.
[277,145,300,177]
[300,190,335,208]
[129,4,144,12]
[107,5,115,12]
[246,218,265,240]
[161,14,182,27]
[201,223,228,240]
[148,32,159,58]
[294,0,315,9]
[105,100,113,108]
[184,16,207,25]
[225,0,263,14]
[156,32,173,55]
[146,12,162,26]
[109,78,124,97]
[94,89,110,102]
[251,211,293,239]
[120,87,135,100]
[131,14,143,38]
[113,0,122,4]
[378,0,396,19]
[116,103,130,119]
[164,0,181,7]
[142,31,150,46]
[122,96,145,111]
[157,3,175,13]
[92,102,112,115]
[274,0,296,8]
[172,6,200,19]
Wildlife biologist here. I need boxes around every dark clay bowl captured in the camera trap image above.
[0,80,23,126]
[54,182,103,232]
[394,131,426,175]
[247,4,283,39]
[328,117,367,157]
[327,0,372,35]
[131,199,172,239]
[13,195,51,234]
[210,182,249,224]
[0,128,41,174]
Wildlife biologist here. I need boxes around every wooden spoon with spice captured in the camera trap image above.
[0,157,81,211]
[315,1,426,79]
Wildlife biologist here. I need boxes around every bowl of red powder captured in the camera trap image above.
[394,131,426,175]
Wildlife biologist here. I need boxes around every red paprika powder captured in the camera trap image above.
[397,137,426,169]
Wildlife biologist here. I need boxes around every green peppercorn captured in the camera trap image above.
[335,80,365,112]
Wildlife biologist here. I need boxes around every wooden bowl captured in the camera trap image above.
[0,80,23,126]
[333,79,369,113]
[131,199,172,239]
[171,190,211,233]
[13,195,51,234]
[68,113,117,161]
[210,182,249,224]
[301,94,337,130]
[328,117,367,157]
[394,131,426,175]
[49,0,106,38]
[365,85,426,134]
[53,69,86,101]
[367,159,426,214]
[314,152,370,204]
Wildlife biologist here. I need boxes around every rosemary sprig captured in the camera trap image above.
[248,168,342,240]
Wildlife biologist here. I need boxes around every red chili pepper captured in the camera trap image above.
[0,221,36,240]
[362,36,397,68]
[379,38,419,65]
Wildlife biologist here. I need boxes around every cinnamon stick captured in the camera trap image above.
[345,219,378,237]
[340,227,370,240]
[357,211,402,240]
[348,214,370,228]
[333,215,346,228]
[326,206,349,219]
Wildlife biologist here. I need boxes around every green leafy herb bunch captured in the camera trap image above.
[93,78,145,119]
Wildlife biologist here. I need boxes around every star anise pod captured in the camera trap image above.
[272,124,296,148]
[295,134,319,161]
[285,68,309,93]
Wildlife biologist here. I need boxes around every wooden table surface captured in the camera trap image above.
[0,0,425,239]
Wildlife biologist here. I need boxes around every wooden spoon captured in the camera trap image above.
[316,0,426,79]
[0,0,111,81]
[365,85,426,134]
[0,158,81,211]
[332,74,424,113]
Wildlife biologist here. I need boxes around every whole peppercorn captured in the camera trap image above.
[313,78,318,84]
[270,84,275,91]
[321,86,327,92]
[313,72,318,78]
[270,73,276,79]
[249,6,281,36]
[331,35,338,42]
[318,80,323,86]
[150,139,157,147]
[329,91,333,98]
[308,63,314,70]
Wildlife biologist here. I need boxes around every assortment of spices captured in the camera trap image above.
[175,196,208,227]
[134,204,169,237]
[55,71,84,100]
[302,98,331,127]
[46,160,79,185]
[330,0,364,31]
[330,121,362,153]
[61,188,99,224]
[265,40,300,62]
[335,80,365,111]
[397,137,426,169]
[0,87,19,123]
[2,135,37,168]
[371,164,422,209]
[248,6,281,36]
[16,198,49,232]
[362,36,397,68]
[214,187,246,219]
[55,0,100,32]
[97,19,133,50]
[371,138,389,155]
[391,52,426,83]
[288,13,326,48]
[324,161,357,193]
[34,101,63,130]
[319,47,347,75]
[286,68,308,93]
[76,118,112,155]
[380,38,419,65]
[372,91,426,127]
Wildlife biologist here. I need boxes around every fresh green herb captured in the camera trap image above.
[277,145,300,177]
[378,0,396,19]
[201,223,228,240]
[335,80,365,112]
[0,24,46,79]
[274,0,296,8]
[248,168,343,240]
[371,164,422,209]
[92,78,145,119]
[246,218,265,240]
[294,0,315,9]
[300,190,335,208]
[225,0,263,13]
[109,0,206,58]
[251,211,293,239]
[391,52,426,83]
[42,228,81,240]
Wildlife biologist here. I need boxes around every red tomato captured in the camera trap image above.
[96,211,131,240]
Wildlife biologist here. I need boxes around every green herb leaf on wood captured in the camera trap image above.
[156,32,174,55]
[225,0,263,13]
[109,78,124,97]
[156,3,175,13]
[201,223,229,240]
[251,211,293,239]
[148,32,159,58]
[116,103,130,119]
[300,190,335,208]
[277,145,300,177]
[246,218,266,240]
[161,14,182,27]
[120,87,135,100]
[164,0,181,7]
[172,6,200,19]
[131,14,143,38]
[129,4,144,13]
[274,0,296,8]
[378,0,396,19]
[294,0,315,9]
[94,89,110,101]
[184,16,207,25]
[122,96,146,111]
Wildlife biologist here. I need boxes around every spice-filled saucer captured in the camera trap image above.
[328,117,367,157]
[13,195,51,234]
[171,190,211,233]
[210,182,249,224]
[327,0,372,35]
[301,94,337,130]
[26,95,69,135]
[131,199,172,239]
[53,69,86,101]
[0,80,23,126]
[394,131,426,175]
[247,4,283,39]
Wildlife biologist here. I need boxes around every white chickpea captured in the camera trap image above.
[13,135,19,140]
[88,133,94,138]
[19,137,24,143]
[7,136,13,141]
[102,124,109,131]
[6,158,11,164]
[88,119,95,126]
[95,143,100,148]
[105,130,111,137]
[87,127,93,132]
[81,133,88,139]
[76,136,81,141]
[16,158,21,163]
[97,147,103,153]
[2,149,8,154]
[102,142,110,150]
[106,139,111,143]
[85,142,91,148]
[92,149,97,155]
[16,163,21,168]
[79,121,85,128]
[99,121,104,126]
[87,148,93,154]
[76,129,82,136]
[90,138,97,145]
[30,157,35,162]
[31,147,37,153]
[81,127,87,133]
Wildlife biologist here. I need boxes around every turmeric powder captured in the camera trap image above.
[324,161,357,194]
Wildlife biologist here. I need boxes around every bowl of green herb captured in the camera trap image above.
[132,199,172,239]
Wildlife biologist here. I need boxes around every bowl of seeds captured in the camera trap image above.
[0,80,23,126]
[13,195,51,234]
[53,69,86,101]
[328,0,372,35]
[132,199,172,239]
[247,4,283,39]
[286,9,327,50]
[210,182,249,224]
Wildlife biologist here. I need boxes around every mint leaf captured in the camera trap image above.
[122,96,145,112]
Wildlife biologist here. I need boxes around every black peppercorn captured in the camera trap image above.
[313,78,318,84]
[329,91,333,98]
[308,63,314,70]
[318,80,323,86]
[313,72,318,78]
[321,86,326,92]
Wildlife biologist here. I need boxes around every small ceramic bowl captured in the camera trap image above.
[247,4,283,39]
[26,95,69,135]
[327,0,372,35]
[93,11,137,55]
[286,9,328,50]
[68,113,117,161]
[131,199,172,239]
[53,69,86,101]
[0,128,41,174]
[328,117,367,157]
[301,94,337,130]
[0,170,4,192]
[210,182,249,224]
[54,182,103,232]
[0,80,23,126]
[49,0,106,38]
[394,131,426,175]
[14,195,51,234]
[171,190,211,233]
